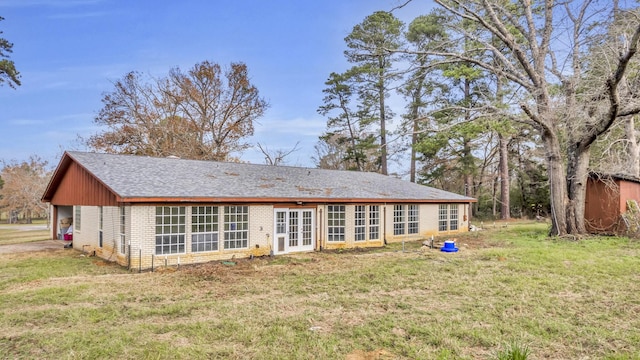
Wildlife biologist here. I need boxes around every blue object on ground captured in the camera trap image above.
[441,240,459,252]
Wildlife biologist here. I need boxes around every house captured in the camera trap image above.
[42,151,476,269]
[585,172,640,234]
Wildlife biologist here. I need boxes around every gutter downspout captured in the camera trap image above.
[383,204,387,245]
[319,207,323,251]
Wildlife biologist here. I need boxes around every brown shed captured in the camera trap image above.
[585,173,640,234]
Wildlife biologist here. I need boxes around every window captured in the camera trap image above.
[354,205,366,241]
[450,205,459,231]
[224,206,248,249]
[369,205,380,240]
[327,205,345,242]
[393,205,405,235]
[276,211,286,234]
[119,206,126,254]
[192,206,218,252]
[155,206,186,255]
[439,204,448,231]
[98,206,103,247]
[74,206,81,231]
[99,206,103,231]
[408,205,419,234]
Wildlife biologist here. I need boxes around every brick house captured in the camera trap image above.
[42,151,476,269]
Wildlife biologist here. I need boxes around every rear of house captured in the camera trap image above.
[42,152,475,269]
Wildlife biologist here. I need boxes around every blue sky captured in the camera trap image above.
[0,0,433,169]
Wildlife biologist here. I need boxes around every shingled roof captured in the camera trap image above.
[43,151,476,204]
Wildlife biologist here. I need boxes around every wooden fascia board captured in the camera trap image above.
[119,197,477,204]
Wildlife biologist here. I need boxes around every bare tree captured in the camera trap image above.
[430,0,640,235]
[256,142,300,166]
[87,61,269,161]
[0,156,50,224]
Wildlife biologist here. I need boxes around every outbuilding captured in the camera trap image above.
[42,151,476,269]
[585,172,640,234]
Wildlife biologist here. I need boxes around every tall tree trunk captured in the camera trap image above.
[462,77,476,213]
[626,115,640,177]
[410,117,418,182]
[566,144,590,234]
[545,131,569,236]
[498,133,511,219]
[492,176,497,217]
[409,79,424,183]
[378,60,388,175]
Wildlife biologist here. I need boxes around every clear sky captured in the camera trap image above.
[0,0,434,169]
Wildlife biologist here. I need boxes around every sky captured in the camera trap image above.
[0,0,434,169]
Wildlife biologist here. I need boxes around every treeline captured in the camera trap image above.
[313,1,640,233]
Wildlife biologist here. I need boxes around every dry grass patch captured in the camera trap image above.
[0,223,49,245]
[1,223,640,359]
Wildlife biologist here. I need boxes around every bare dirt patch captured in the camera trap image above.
[346,349,395,360]
[0,240,65,255]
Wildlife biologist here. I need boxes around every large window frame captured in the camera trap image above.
[450,205,459,231]
[369,205,380,240]
[354,205,366,241]
[224,206,248,249]
[192,206,219,252]
[438,204,460,231]
[98,206,103,248]
[439,204,448,231]
[74,206,81,231]
[119,206,126,254]
[408,204,419,234]
[393,205,405,235]
[327,205,345,242]
[155,206,186,255]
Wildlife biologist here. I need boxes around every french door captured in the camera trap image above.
[274,209,314,254]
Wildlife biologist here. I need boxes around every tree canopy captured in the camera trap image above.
[0,156,50,223]
[0,16,20,89]
[87,61,268,161]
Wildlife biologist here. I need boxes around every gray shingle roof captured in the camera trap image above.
[66,151,475,203]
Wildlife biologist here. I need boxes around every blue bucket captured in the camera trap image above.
[441,240,458,252]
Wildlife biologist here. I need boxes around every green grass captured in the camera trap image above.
[0,222,49,245]
[1,222,639,359]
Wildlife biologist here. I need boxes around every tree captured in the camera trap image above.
[0,156,50,224]
[257,142,300,166]
[344,11,405,175]
[317,71,380,171]
[431,0,640,236]
[587,4,640,178]
[87,61,268,161]
[0,16,20,89]
[401,11,449,183]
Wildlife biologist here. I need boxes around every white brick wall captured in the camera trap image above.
[124,205,275,270]
[81,202,469,269]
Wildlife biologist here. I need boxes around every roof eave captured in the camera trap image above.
[117,196,477,204]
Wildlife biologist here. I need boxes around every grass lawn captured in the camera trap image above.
[0,221,50,245]
[1,222,639,359]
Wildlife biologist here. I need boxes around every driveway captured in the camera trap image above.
[0,240,66,255]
